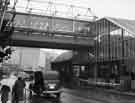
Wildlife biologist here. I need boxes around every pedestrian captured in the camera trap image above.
[1,85,10,103]
[12,77,26,103]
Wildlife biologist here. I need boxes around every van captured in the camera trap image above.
[30,70,62,100]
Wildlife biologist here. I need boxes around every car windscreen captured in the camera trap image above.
[43,72,59,80]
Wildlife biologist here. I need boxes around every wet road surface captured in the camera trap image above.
[25,89,135,103]
[28,92,107,103]
[1,78,135,103]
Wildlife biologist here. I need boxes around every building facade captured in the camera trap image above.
[4,47,58,72]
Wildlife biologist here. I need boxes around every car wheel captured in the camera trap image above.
[56,93,60,98]
[55,93,61,102]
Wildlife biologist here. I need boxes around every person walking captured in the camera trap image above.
[1,85,10,103]
[12,77,26,103]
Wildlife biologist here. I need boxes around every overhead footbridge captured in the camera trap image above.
[0,11,96,50]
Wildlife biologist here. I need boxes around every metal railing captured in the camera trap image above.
[24,88,32,103]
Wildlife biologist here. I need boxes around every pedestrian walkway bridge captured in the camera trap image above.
[0,0,97,50]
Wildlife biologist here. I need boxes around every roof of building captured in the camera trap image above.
[97,17,135,36]
[53,51,95,64]
[53,51,73,63]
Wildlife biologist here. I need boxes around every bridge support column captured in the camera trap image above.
[72,50,91,64]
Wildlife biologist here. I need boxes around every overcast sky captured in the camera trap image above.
[59,0,135,19]
[11,0,135,20]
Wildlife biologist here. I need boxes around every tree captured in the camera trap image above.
[0,46,13,63]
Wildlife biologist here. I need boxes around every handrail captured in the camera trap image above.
[24,88,32,103]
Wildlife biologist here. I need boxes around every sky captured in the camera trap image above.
[11,0,135,20]
[58,0,135,20]
[40,48,68,54]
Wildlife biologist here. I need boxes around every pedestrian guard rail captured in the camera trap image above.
[24,88,32,103]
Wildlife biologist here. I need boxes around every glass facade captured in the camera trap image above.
[93,18,135,89]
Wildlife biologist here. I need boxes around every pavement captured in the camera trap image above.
[63,85,135,103]
[77,78,135,97]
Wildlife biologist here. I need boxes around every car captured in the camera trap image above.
[29,70,62,101]
[0,74,17,91]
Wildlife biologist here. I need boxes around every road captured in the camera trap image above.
[24,88,135,103]
[28,91,107,103]
[1,77,135,103]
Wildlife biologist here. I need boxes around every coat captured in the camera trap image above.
[12,79,26,101]
[1,85,10,102]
